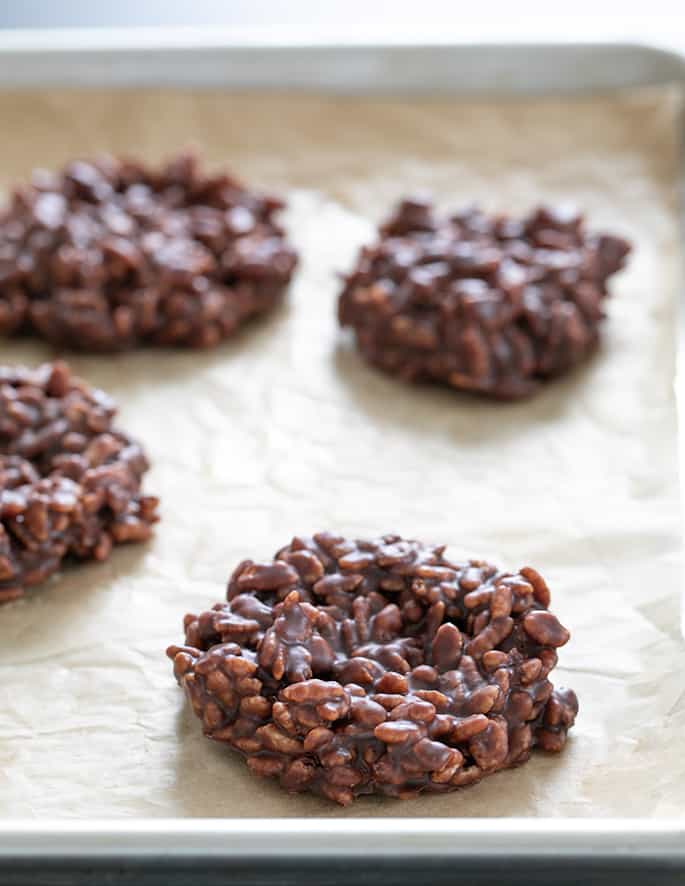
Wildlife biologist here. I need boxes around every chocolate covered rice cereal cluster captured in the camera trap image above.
[0,362,158,603]
[0,152,297,350]
[339,200,630,398]
[167,533,577,805]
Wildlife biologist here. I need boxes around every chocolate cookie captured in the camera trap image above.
[167,533,577,805]
[0,152,297,350]
[339,200,630,398]
[0,362,158,603]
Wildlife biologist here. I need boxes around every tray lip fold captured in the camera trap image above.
[1,818,684,859]
[0,31,683,92]
[0,33,683,860]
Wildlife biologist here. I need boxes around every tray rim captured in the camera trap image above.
[0,33,682,859]
[0,31,684,93]
[2,818,684,859]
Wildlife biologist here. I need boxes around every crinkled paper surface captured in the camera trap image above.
[0,87,683,818]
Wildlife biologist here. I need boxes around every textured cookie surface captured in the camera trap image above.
[168,533,577,805]
[0,362,158,603]
[0,153,297,350]
[339,201,630,398]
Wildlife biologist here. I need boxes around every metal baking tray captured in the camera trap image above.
[0,29,684,886]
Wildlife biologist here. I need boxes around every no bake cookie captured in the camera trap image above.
[0,152,297,350]
[0,362,158,603]
[339,201,630,398]
[167,533,577,805]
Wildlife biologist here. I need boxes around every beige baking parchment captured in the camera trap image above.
[0,87,683,819]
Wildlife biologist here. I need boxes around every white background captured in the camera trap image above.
[0,1,683,45]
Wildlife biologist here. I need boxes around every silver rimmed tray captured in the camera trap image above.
[0,30,683,886]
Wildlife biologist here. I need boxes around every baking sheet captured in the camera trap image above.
[0,87,683,819]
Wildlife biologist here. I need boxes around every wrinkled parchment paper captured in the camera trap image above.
[0,87,683,819]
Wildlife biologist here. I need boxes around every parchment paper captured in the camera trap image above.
[0,87,683,819]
